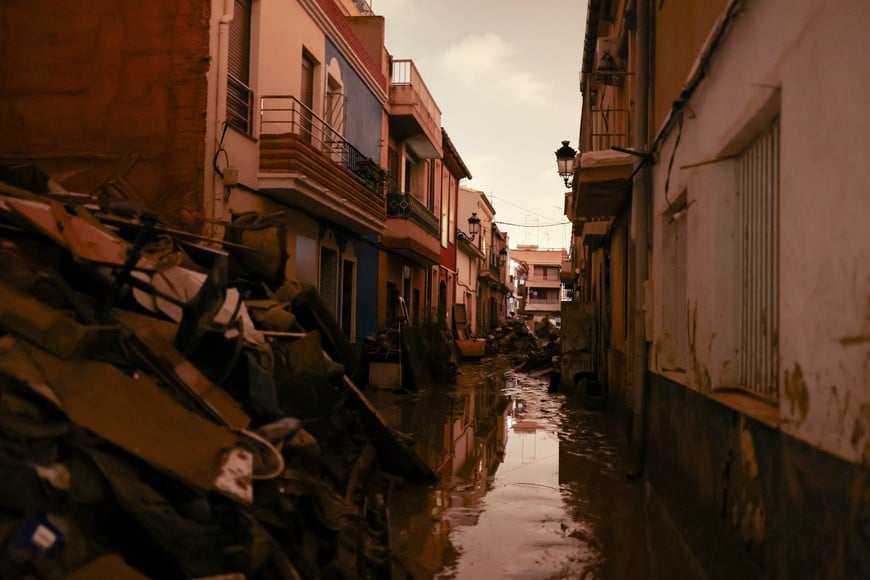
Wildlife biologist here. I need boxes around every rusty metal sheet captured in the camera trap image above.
[1,196,156,270]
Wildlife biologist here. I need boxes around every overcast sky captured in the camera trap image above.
[372,0,586,250]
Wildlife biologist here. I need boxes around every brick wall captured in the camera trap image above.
[0,1,210,225]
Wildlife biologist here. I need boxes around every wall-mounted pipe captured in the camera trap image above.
[628,0,651,478]
[206,0,235,235]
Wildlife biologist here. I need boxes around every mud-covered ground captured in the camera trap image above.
[371,356,668,579]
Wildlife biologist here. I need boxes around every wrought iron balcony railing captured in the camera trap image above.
[386,192,440,237]
[259,95,385,196]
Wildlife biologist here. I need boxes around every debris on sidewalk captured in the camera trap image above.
[0,164,431,578]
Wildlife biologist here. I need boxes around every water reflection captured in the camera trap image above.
[381,358,648,579]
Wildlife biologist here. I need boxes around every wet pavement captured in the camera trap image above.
[371,356,655,579]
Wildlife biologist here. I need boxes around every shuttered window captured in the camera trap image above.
[227,0,253,134]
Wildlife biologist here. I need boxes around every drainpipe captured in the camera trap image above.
[206,0,235,237]
[629,0,651,478]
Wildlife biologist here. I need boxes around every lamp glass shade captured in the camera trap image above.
[555,140,577,177]
[468,213,481,236]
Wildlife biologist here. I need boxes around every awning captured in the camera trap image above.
[572,149,635,217]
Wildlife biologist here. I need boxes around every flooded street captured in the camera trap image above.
[372,357,652,579]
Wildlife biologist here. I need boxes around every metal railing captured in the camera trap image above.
[738,118,780,400]
[391,59,442,120]
[528,273,561,282]
[227,75,254,134]
[260,95,385,196]
[526,297,562,305]
[386,192,440,237]
[589,106,630,151]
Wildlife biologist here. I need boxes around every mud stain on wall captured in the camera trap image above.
[852,403,870,465]
[783,362,809,424]
[727,417,766,546]
[687,302,711,391]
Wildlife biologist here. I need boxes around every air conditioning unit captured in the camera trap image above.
[595,37,620,71]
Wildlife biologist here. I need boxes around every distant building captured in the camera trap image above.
[510,246,566,324]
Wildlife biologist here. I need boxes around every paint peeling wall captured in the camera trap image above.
[649,0,870,465]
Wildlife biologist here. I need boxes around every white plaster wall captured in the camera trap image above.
[649,0,870,463]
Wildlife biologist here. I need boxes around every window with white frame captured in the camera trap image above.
[737,117,780,400]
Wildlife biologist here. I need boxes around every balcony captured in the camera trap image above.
[382,192,441,264]
[389,60,442,159]
[570,148,634,218]
[258,95,385,235]
[478,253,505,287]
[386,192,439,236]
[588,106,630,152]
[560,259,578,284]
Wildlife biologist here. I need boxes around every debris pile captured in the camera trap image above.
[486,317,541,359]
[480,316,562,389]
[0,167,433,578]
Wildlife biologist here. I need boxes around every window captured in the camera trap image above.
[387,147,400,194]
[737,118,780,400]
[227,0,253,134]
[661,196,688,371]
[440,172,449,247]
[325,75,345,133]
[300,52,316,143]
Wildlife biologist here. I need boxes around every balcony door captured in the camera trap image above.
[300,52,315,143]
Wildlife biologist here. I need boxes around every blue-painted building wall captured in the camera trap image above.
[322,38,384,341]
[354,234,380,339]
[325,38,383,161]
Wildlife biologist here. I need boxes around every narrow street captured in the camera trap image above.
[372,357,662,579]
[0,0,867,577]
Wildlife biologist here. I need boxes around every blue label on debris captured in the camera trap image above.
[9,513,63,557]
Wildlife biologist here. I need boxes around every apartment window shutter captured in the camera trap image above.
[226,0,253,133]
[228,0,251,84]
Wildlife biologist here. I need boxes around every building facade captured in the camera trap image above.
[511,247,566,324]
[566,0,870,577]
[0,0,473,349]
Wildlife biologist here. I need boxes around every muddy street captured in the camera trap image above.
[372,357,656,579]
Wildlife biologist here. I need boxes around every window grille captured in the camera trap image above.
[738,118,780,400]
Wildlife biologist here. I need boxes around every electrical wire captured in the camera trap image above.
[494,220,571,228]
[663,109,684,214]
[212,121,230,179]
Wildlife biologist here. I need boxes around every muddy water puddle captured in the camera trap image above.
[371,357,651,579]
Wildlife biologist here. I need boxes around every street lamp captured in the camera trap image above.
[555,140,578,188]
[498,247,508,267]
[467,212,481,239]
